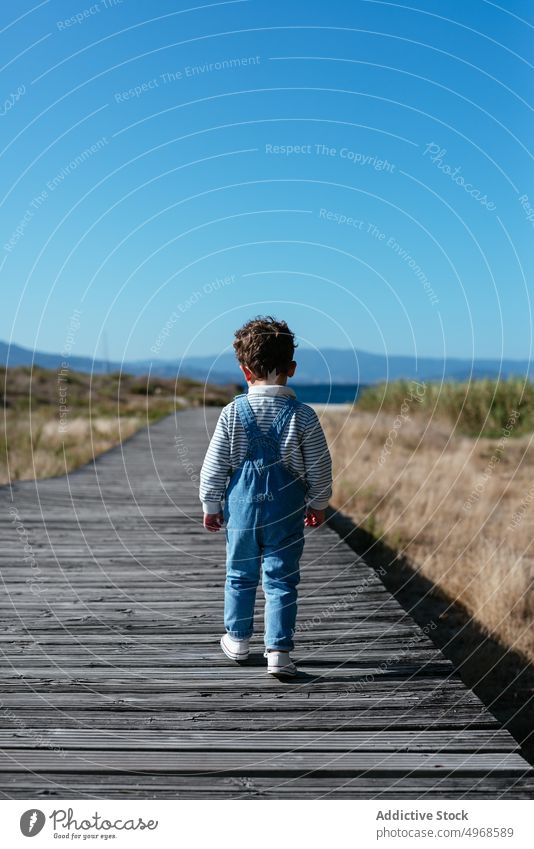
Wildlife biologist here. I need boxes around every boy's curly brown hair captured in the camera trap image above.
[233,315,297,378]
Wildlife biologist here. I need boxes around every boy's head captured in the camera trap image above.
[233,316,297,383]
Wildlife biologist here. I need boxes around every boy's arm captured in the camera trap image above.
[199,407,232,516]
[301,407,333,512]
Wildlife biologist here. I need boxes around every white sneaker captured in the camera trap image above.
[220,633,250,661]
[264,650,298,677]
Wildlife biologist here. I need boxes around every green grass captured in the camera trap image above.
[357,377,533,438]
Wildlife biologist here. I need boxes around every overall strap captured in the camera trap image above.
[267,397,297,442]
[234,394,263,441]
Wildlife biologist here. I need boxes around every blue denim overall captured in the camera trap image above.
[223,393,307,651]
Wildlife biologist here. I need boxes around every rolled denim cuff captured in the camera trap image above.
[228,630,253,640]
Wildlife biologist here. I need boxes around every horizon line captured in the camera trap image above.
[0,339,531,365]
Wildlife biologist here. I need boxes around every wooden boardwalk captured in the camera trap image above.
[0,407,533,799]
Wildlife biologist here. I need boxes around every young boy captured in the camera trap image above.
[199,316,333,677]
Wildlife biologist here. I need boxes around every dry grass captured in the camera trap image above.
[320,401,534,663]
[1,366,238,484]
[2,409,146,482]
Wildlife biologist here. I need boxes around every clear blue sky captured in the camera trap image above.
[1,0,533,366]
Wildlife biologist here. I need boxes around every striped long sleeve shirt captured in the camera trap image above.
[199,384,333,514]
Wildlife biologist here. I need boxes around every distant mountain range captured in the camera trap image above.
[1,340,531,385]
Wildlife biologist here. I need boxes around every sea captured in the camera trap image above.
[292,384,362,404]
[232,383,363,403]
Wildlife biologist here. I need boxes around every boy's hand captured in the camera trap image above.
[203,511,224,532]
[305,508,325,528]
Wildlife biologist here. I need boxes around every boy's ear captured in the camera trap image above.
[286,360,297,377]
[239,363,254,382]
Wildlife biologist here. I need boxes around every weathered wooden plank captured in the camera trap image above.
[0,750,529,775]
[0,709,501,731]
[0,668,457,685]
[0,653,448,669]
[0,730,517,752]
[1,773,532,800]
